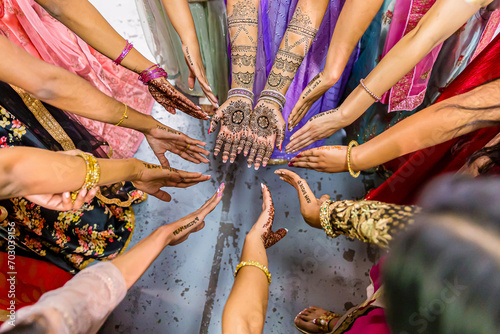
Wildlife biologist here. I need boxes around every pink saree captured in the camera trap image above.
[0,0,154,159]
[379,0,442,112]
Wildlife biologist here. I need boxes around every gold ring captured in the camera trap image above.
[186,144,191,150]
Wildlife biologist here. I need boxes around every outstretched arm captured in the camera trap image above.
[287,0,384,130]
[222,184,287,334]
[0,35,209,167]
[0,147,211,201]
[287,0,492,153]
[289,79,500,173]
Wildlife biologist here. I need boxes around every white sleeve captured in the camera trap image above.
[0,262,127,334]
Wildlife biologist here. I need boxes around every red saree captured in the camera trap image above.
[366,33,500,205]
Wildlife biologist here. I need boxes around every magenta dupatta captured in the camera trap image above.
[380,0,441,112]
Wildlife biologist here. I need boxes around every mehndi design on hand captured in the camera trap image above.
[259,183,287,249]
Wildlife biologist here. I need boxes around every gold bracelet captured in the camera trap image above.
[320,199,336,238]
[347,140,360,178]
[234,260,271,285]
[71,152,101,202]
[115,103,128,127]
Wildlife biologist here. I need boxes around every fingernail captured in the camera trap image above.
[297,154,301,158]
[261,183,265,189]
[216,103,220,108]
[292,150,296,153]
[64,192,70,198]
[263,163,267,167]
[288,163,294,167]
[290,136,294,141]
[208,86,213,92]
[285,228,289,232]
[290,127,294,131]
[254,166,259,171]
[247,164,252,168]
[280,177,284,181]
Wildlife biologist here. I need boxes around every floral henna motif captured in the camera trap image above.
[250,103,278,139]
[260,185,286,249]
[222,100,251,134]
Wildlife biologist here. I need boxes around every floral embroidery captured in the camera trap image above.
[382,10,393,25]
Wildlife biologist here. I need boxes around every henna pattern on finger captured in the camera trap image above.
[148,78,203,118]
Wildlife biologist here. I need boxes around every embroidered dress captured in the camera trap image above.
[0,0,154,159]
[0,82,145,273]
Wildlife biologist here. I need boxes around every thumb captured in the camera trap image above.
[151,190,172,202]
[319,194,331,203]
[188,69,196,90]
[208,111,221,134]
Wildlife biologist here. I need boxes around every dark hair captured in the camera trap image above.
[384,175,500,334]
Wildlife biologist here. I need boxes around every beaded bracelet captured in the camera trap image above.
[320,199,336,238]
[257,96,284,111]
[115,103,128,127]
[228,88,254,104]
[234,260,271,285]
[71,153,101,202]
[113,40,134,65]
[347,140,360,178]
[360,79,381,101]
[139,64,168,84]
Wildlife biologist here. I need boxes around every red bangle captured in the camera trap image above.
[138,64,168,84]
[113,40,133,65]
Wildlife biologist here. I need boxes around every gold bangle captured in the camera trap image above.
[320,199,336,238]
[71,152,101,202]
[347,140,360,178]
[115,103,128,127]
[234,260,271,285]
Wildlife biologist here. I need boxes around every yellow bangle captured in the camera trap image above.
[347,140,360,178]
[115,103,128,127]
[71,152,101,202]
[234,260,271,285]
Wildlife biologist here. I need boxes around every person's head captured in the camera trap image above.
[384,175,500,334]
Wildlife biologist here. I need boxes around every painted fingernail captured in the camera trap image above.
[297,154,301,158]
[285,228,289,232]
[290,136,294,141]
[216,103,220,108]
[254,166,259,171]
[247,164,252,168]
[292,150,296,153]
[288,163,294,167]
[208,86,213,92]
[280,177,284,181]
[64,192,70,199]
[261,183,265,189]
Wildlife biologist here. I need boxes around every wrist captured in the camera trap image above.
[350,145,365,172]
[128,158,145,182]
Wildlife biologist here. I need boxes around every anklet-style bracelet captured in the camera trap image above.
[71,152,101,202]
[115,103,128,127]
[235,260,271,284]
[228,88,254,104]
[347,140,360,178]
[360,79,381,101]
[114,40,134,65]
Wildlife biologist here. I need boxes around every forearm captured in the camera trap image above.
[111,225,172,289]
[322,0,383,83]
[0,147,142,199]
[161,0,198,45]
[339,0,485,125]
[222,233,268,334]
[35,0,154,73]
[227,0,260,89]
[352,79,500,170]
[263,0,328,95]
[0,35,158,134]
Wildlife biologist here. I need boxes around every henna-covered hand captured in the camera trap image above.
[182,44,219,108]
[248,183,287,249]
[148,76,209,120]
[245,100,286,170]
[209,97,252,163]
[133,161,212,202]
[275,169,330,229]
[145,123,210,167]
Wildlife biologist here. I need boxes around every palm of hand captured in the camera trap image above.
[212,97,252,163]
[254,184,287,249]
[246,101,286,169]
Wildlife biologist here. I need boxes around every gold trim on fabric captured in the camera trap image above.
[10,85,76,151]
[267,159,289,165]
[96,189,147,208]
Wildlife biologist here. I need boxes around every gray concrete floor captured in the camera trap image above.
[93,1,384,333]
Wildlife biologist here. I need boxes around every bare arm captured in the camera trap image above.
[288,0,384,129]
[34,0,154,73]
[111,185,224,289]
[0,147,210,201]
[222,185,287,334]
[352,79,500,171]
